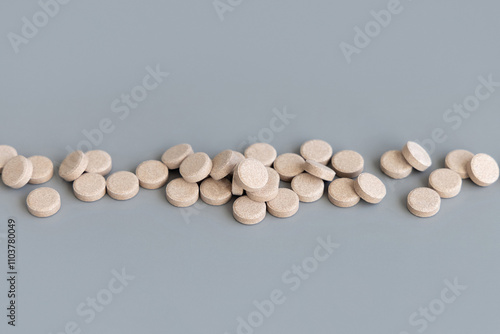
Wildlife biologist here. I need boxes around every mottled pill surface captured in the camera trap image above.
[166,178,199,207]
[179,152,212,183]
[28,156,53,184]
[291,173,324,203]
[59,151,88,182]
[136,160,169,189]
[354,173,386,204]
[161,144,194,169]
[244,143,277,167]
[407,187,441,218]
[380,150,412,179]
[235,158,268,192]
[266,188,300,218]
[73,173,107,202]
[26,187,61,218]
[106,171,140,201]
[247,167,280,202]
[467,153,499,187]
[85,150,112,176]
[402,141,432,172]
[300,139,332,165]
[428,168,462,198]
[2,155,33,189]
[200,177,232,205]
[328,178,360,208]
[273,153,305,182]
[304,160,335,181]
[0,145,17,173]
[211,150,241,180]
[445,149,474,179]
[233,195,266,225]
[331,150,364,178]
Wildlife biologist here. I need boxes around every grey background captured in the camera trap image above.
[1,0,500,333]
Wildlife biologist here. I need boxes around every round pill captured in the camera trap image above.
[331,150,364,178]
[244,143,277,167]
[407,187,441,218]
[235,158,268,192]
[0,145,17,173]
[328,178,360,208]
[26,187,61,218]
[291,173,324,203]
[354,173,386,204]
[266,188,300,218]
[445,149,474,179]
[467,153,499,187]
[231,169,244,196]
[2,155,33,189]
[233,196,267,225]
[135,160,169,189]
[73,173,106,202]
[300,139,332,165]
[402,141,432,172]
[304,160,335,181]
[179,152,212,183]
[211,150,241,180]
[200,177,232,205]
[166,178,199,207]
[85,150,112,176]
[59,151,88,182]
[231,151,246,173]
[273,153,305,182]
[428,168,462,198]
[28,155,53,184]
[161,144,194,169]
[106,171,140,201]
[247,167,280,202]
[380,150,413,179]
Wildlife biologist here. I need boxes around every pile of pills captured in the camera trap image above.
[0,140,498,221]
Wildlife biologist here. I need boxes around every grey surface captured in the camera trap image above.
[1,0,500,333]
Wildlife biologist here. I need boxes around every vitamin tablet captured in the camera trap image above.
[354,173,386,204]
[28,156,53,184]
[106,171,140,200]
[232,169,244,196]
[380,150,412,179]
[2,155,33,189]
[200,177,232,205]
[300,139,332,165]
[331,150,364,178]
[244,143,277,167]
[247,167,280,202]
[428,168,462,198]
[85,150,112,176]
[407,187,441,218]
[211,150,241,180]
[0,145,17,173]
[135,160,169,189]
[233,196,267,225]
[179,152,212,183]
[161,144,194,169]
[235,158,268,192]
[59,151,88,182]
[26,187,61,218]
[266,188,300,218]
[73,173,106,202]
[273,153,305,182]
[467,153,499,187]
[304,160,335,181]
[445,149,474,179]
[327,178,360,208]
[166,178,199,207]
[402,141,431,171]
[291,173,324,202]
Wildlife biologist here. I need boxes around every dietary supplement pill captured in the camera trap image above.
[244,143,277,167]
[291,173,324,203]
[85,150,112,176]
[380,150,412,179]
[179,152,212,183]
[266,188,300,218]
[2,155,33,189]
[161,144,194,169]
[300,139,332,165]
[428,168,462,198]
[211,150,241,180]
[231,169,244,196]
[28,156,53,184]
[0,145,17,173]
[304,160,335,181]
[59,151,88,182]
[444,149,474,179]
[200,177,232,205]
[247,167,280,202]
[136,160,169,189]
[73,173,107,202]
[467,153,499,187]
[354,172,386,204]
[26,187,61,218]
[273,153,305,182]
[407,187,441,218]
[235,158,268,192]
[106,171,140,201]
[402,141,431,172]
[327,178,360,208]
[233,195,267,225]
[331,150,364,178]
[166,178,199,207]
